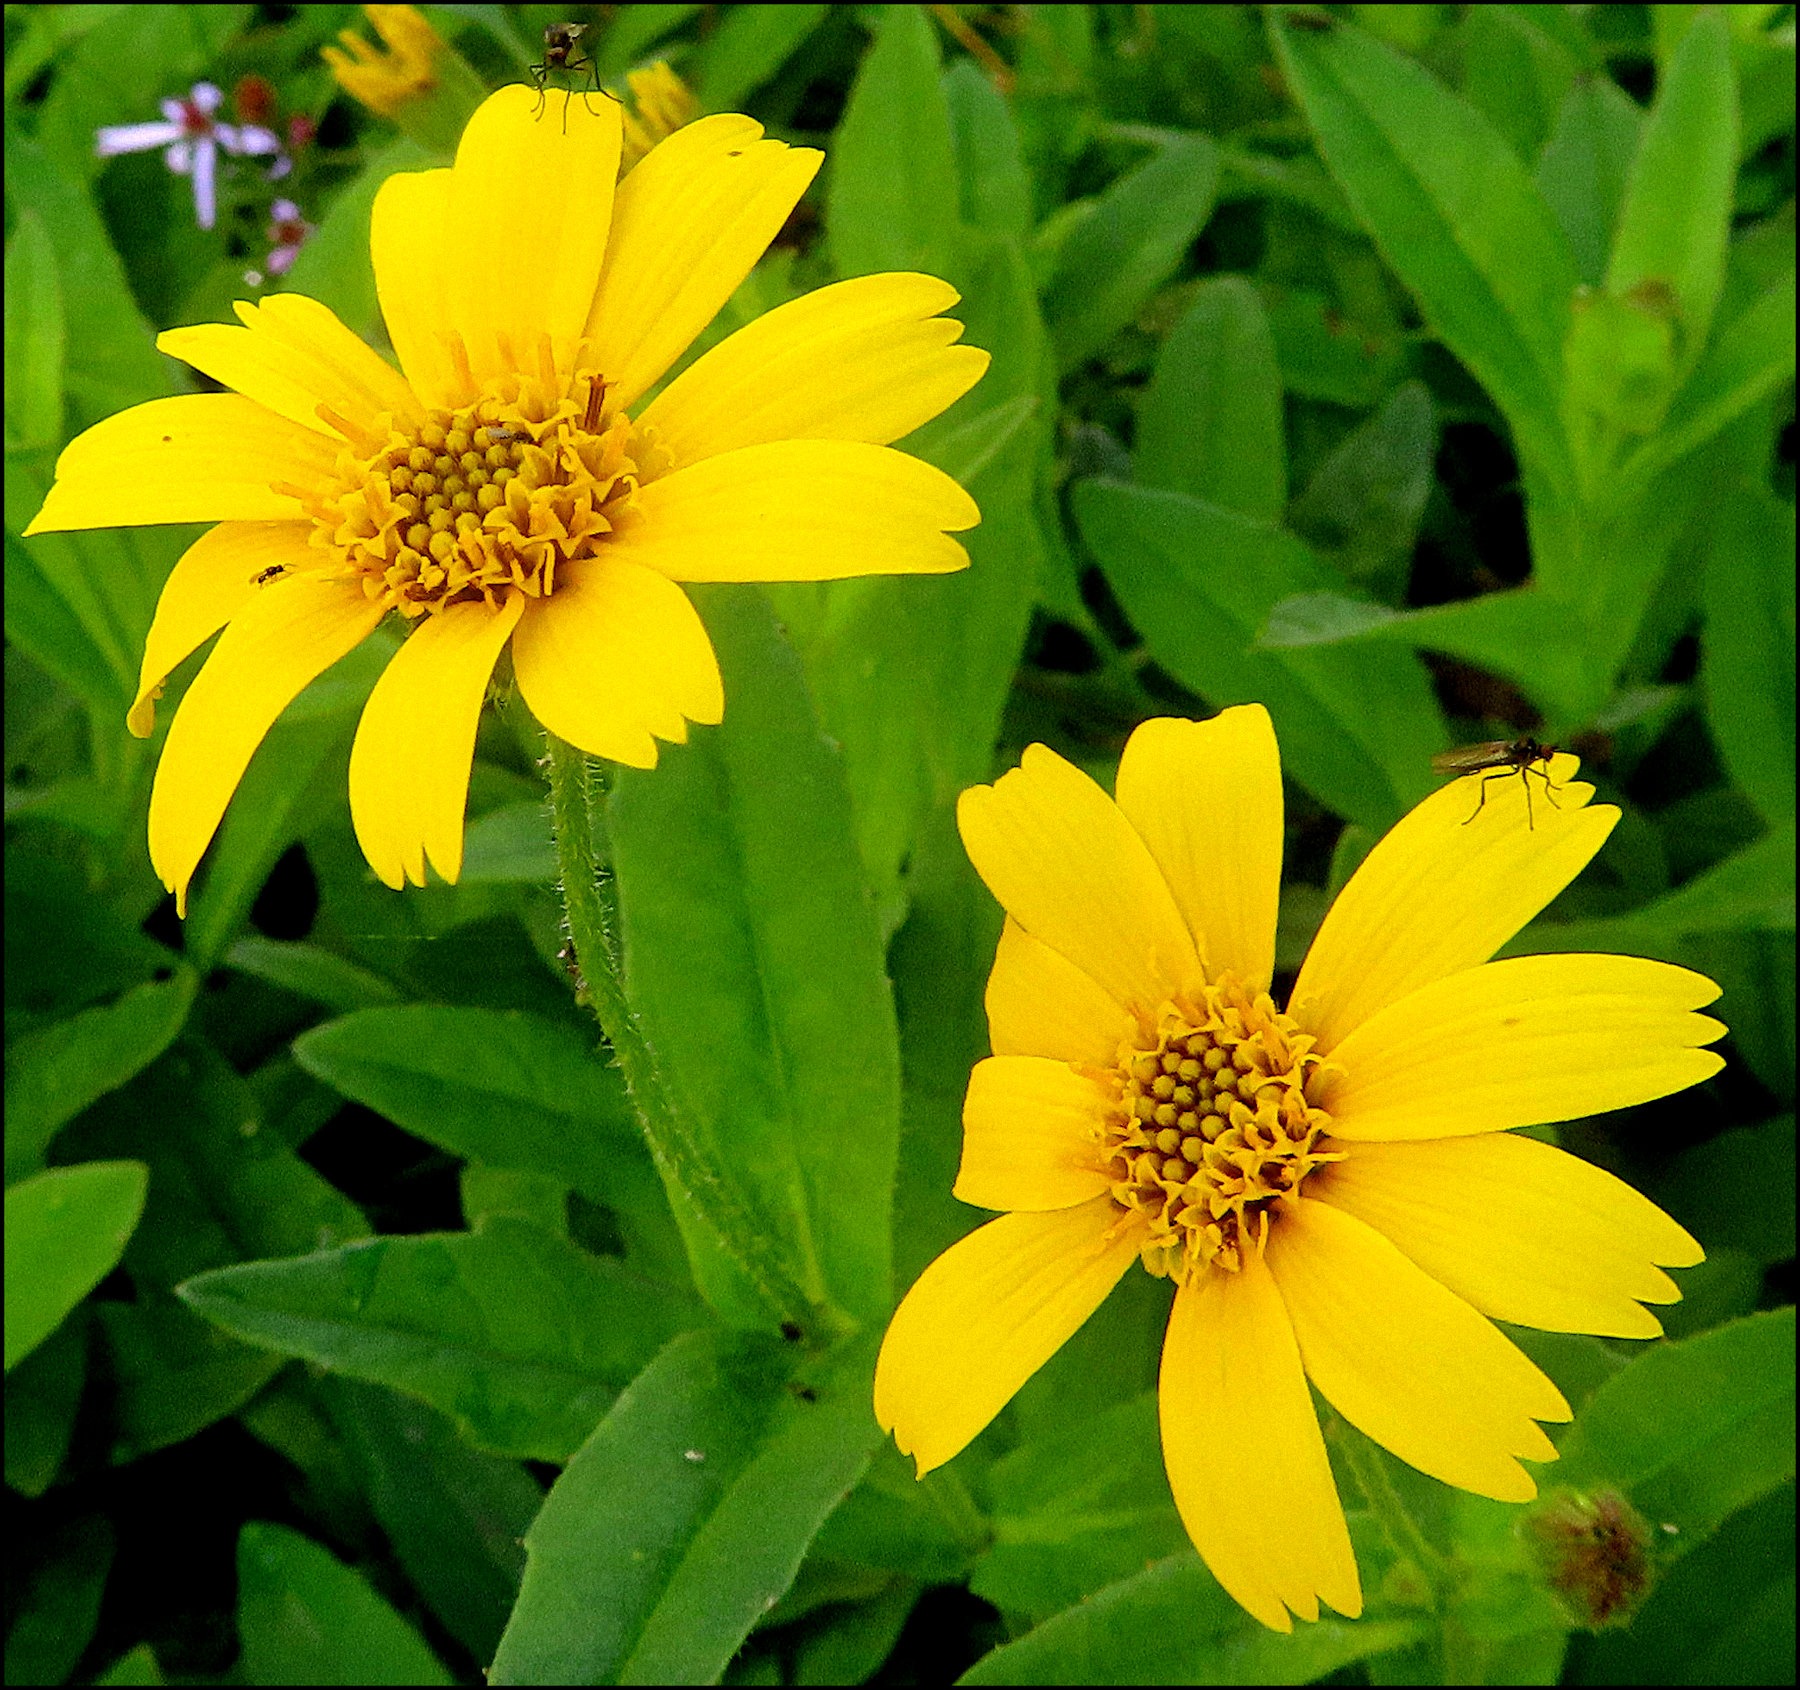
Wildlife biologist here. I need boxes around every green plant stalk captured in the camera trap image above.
[544,732,819,1333]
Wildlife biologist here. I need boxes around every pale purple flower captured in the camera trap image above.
[264,199,312,277]
[94,82,283,231]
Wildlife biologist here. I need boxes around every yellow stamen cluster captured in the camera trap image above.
[1102,976,1338,1280]
[293,376,666,618]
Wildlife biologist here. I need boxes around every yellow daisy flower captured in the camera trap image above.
[322,4,444,117]
[874,705,1722,1632]
[25,86,987,915]
[618,62,700,173]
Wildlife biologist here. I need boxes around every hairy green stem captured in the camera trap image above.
[544,733,816,1331]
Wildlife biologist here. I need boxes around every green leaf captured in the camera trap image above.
[596,3,701,76]
[1074,479,1444,828]
[1135,276,1285,523]
[1042,134,1219,372]
[1556,1307,1796,1551]
[293,1005,656,1215]
[64,1040,370,1287]
[94,1298,282,1463]
[1460,4,1580,163]
[94,1643,163,1687]
[1,132,173,423]
[178,1220,700,1460]
[236,1522,451,1687]
[5,1516,114,1688]
[1663,1114,1796,1269]
[224,937,403,1013]
[4,1161,147,1371]
[944,59,1032,240]
[1535,76,1645,285]
[1701,484,1796,826]
[691,4,827,110]
[1628,267,1797,481]
[322,1378,541,1664]
[3,1311,86,1496]
[490,1329,880,1686]
[959,1552,1424,1685]
[2,531,135,719]
[1606,10,1738,368]
[459,798,557,884]
[4,212,65,451]
[829,5,959,279]
[1289,379,1436,587]
[1271,12,1579,491]
[4,973,195,1183]
[608,587,902,1326]
[970,1394,1187,1624]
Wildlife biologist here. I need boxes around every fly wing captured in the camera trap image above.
[1431,741,1512,774]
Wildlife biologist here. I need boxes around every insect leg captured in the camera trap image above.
[1462,770,1505,825]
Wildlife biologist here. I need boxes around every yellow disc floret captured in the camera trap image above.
[1103,974,1340,1280]
[284,373,667,618]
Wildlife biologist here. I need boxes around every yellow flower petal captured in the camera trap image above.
[607,440,977,582]
[24,396,334,534]
[1268,1197,1570,1502]
[1160,1259,1362,1633]
[1114,707,1283,993]
[1320,954,1726,1140]
[446,85,621,393]
[954,1057,1114,1212]
[148,576,386,916]
[128,522,315,737]
[372,168,466,408]
[1290,753,1617,1051]
[874,1199,1142,1476]
[348,595,524,890]
[639,273,991,466]
[509,556,722,767]
[157,294,423,441]
[1315,1134,1702,1340]
[583,114,822,409]
[957,745,1200,1018]
[986,918,1134,1065]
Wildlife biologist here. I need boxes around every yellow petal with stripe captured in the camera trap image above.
[349,595,523,889]
[129,522,315,737]
[875,1199,1142,1476]
[1319,954,1726,1138]
[25,396,334,534]
[372,168,466,408]
[584,115,822,408]
[986,918,1134,1065]
[640,273,990,466]
[1268,1197,1570,1502]
[955,1057,1114,1212]
[1315,1134,1702,1339]
[1160,1260,1362,1633]
[607,440,977,583]
[1291,753,1617,1051]
[158,293,422,441]
[148,576,386,915]
[446,84,621,392]
[1115,706,1283,994]
[958,745,1200,1018]
[510,556,722,767]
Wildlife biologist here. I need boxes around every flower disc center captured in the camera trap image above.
[1104,976,1338,1280]
[307,375,665,619]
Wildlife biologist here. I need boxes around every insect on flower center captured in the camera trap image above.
[1102,975,1339,1281]
[293,374,667,618]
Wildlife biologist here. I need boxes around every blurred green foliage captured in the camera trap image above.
[4,4,1793,1684]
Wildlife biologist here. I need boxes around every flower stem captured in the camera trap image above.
[544,732,817,1332]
